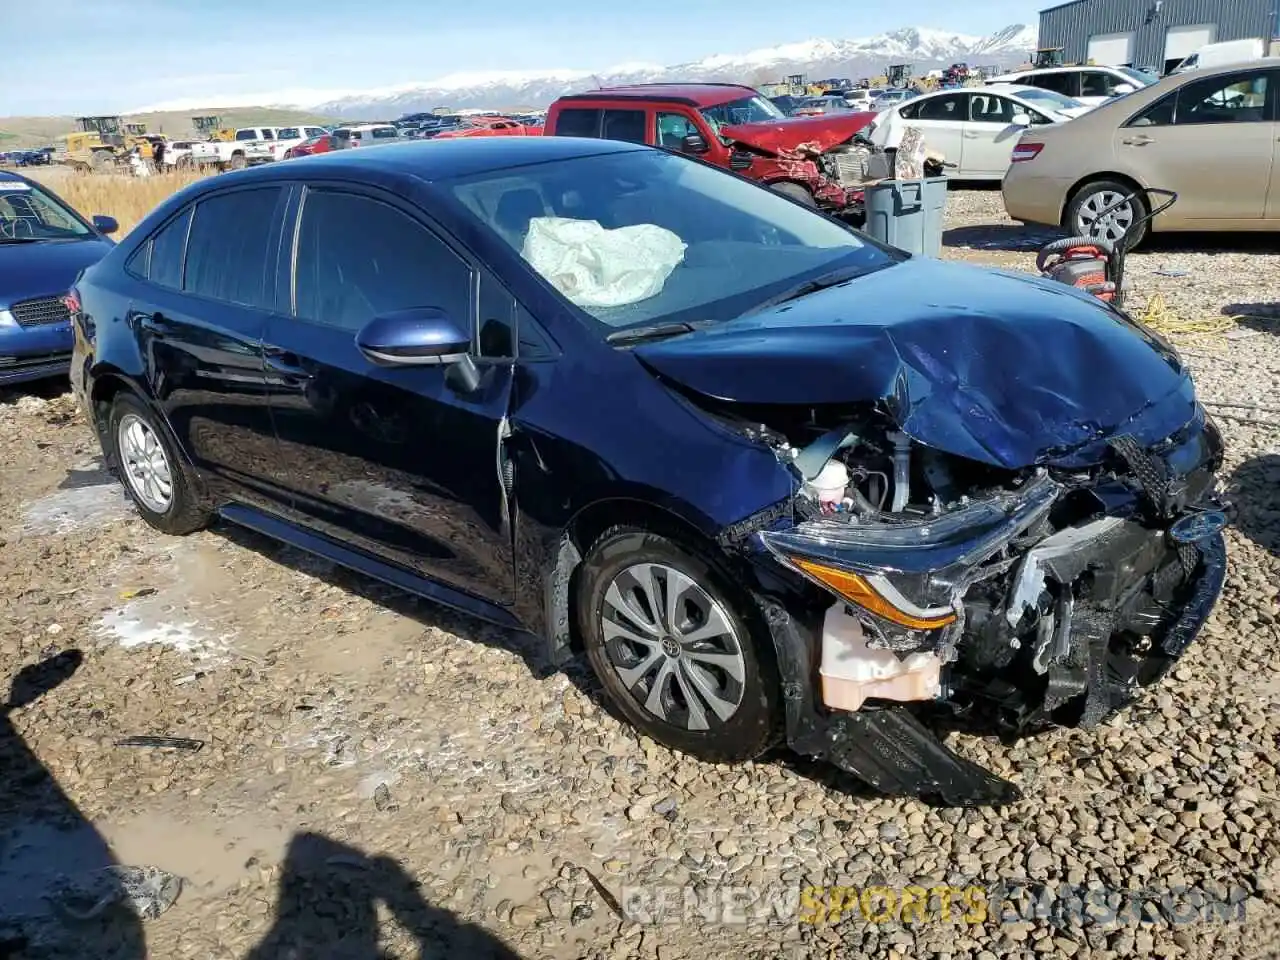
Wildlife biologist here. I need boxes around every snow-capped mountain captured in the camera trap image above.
[132,24,1037,117]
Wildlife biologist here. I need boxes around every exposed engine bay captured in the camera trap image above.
[698,396,1231,802]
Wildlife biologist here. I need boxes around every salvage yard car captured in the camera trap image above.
[69,137,1228,804]
[1004,59,1280,245]
[544,83,875,212]
[189,127,280,171]
[245,125,330,164]
[989,65,1158,107]
[868,85,1082,180]
[1,170,116,386]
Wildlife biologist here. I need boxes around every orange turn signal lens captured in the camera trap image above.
[791,558,957,630]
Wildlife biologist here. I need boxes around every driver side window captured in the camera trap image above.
[657,112,698,150]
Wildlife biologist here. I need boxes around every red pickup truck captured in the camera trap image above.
[543,83,876,214]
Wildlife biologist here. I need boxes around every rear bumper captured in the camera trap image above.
[0,323,73,386]
[1002,171,1072,227]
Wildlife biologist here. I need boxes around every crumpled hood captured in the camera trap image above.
[0,238,114,307]
[721,112,875,156]
[634,258,1197,470]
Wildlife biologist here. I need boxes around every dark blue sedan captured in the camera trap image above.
[69,137,1228,804]
[1,170,117,386]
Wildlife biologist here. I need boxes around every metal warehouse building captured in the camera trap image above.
[1039,0,1279,74]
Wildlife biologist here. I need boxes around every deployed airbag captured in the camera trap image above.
[522,216,687,308]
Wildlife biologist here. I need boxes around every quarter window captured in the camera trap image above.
[293,190,473,333]
[128,205,192,288]
[183,188,282,309]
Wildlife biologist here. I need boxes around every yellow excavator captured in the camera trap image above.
[61,117,156,172]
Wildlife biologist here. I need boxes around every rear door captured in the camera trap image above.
[1119,67,1276,221]
[261,184,516,605]
[897,93,967,171]
[127,185,289,507]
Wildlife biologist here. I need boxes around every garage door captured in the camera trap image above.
[1165,23,1217,62]
[1088,31,1136,66]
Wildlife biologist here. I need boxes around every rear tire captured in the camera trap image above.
[229,152,247,170]
[107,393,211,536]
[1066,179,1150,248]
[770,181,817,207]
[576,526,781,763]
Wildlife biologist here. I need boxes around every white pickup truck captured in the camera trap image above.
[244,124,330,164]
[188,127,280,170]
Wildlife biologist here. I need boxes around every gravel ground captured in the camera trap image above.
[1,189,1279,959]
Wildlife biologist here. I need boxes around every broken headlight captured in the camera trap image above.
[759,472,1061,631]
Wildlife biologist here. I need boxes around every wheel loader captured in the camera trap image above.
[61,117,155,172]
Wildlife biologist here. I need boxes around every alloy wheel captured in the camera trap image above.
[1077,190,1135,244]
[600,562,747,731]
[117,414,173,513]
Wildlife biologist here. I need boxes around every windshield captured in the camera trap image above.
[0,181,91,240]
[1015,88,1086,111]
[446,149,895,332]
[698,95,785,136]
[1119,67,1160,86]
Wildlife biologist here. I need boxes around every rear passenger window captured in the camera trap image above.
[183,187,281,309]
[132,205,191,289]
[294,190,473,333]
[554,108,601,137]
[602,109,646,143]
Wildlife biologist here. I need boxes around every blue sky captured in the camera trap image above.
[1,0,1039,115]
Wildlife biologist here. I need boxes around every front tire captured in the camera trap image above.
[576,526,781,763]
[1066,179,1149,247]
[107,393,210,536]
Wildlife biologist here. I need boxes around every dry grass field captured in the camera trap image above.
[25,167,212,235]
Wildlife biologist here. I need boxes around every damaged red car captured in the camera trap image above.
[545,83,875,214]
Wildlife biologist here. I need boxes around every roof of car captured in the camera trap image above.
[201,136,647,184]
[0,170,33,184]
[556,83,758,108]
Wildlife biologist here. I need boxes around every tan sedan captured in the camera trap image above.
[1003,59,1280,244]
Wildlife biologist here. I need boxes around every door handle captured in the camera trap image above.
[1122,135,1153,146]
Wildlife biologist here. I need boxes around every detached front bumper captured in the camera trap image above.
[761,527,1226,806]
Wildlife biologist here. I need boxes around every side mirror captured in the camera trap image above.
[681,133,709,154]
[1113,83,1136,95]
[1011,112,1032,127]
[92,214,118,235]
[356,308,470,367]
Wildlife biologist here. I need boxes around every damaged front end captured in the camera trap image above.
[725,404,1229,805]
[719,114,881,213]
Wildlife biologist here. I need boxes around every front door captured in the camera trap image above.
[1118,68,1277,221]
[262,185,516,606]
[901,92,967,174]
[134,186,288,508]
[963,92,1041,179]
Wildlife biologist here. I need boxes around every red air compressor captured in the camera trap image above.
[1037,188,1177,309]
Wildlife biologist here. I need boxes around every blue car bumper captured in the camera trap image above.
[0,321,73,386]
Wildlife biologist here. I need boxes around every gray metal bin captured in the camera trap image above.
[863,177,948,257]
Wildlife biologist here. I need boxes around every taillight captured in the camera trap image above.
[1011,142,1044,162]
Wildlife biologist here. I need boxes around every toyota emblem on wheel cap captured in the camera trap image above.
[1169,509,1229,544]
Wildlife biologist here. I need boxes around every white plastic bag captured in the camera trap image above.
[521,216,686,308]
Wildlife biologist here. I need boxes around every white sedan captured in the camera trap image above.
[866,84,1087,181]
